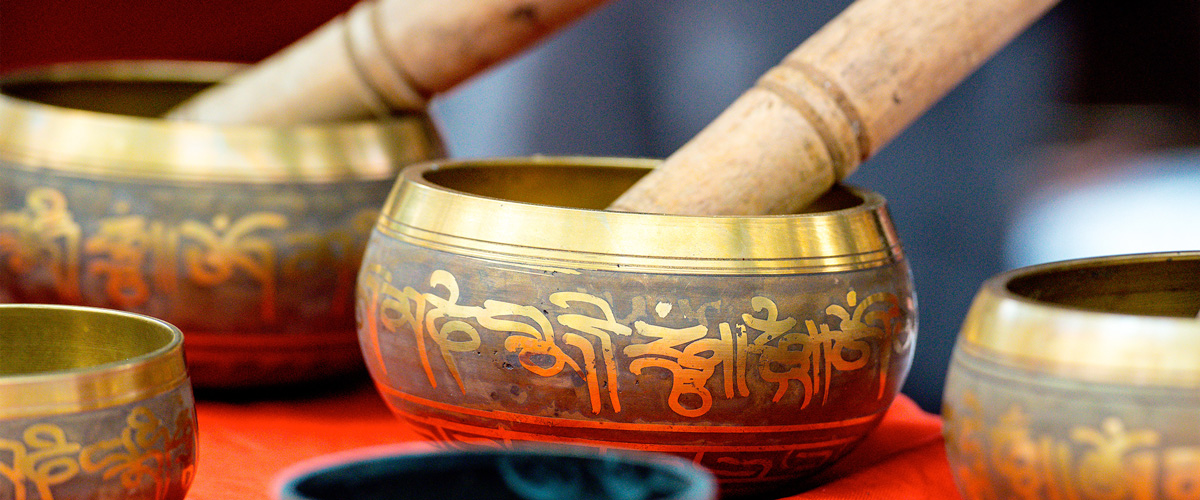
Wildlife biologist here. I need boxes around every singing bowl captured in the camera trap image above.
[0,304,196,500]
[356,157,917,496]
[274,443,717,500]
[942,251,1200,500]
[0,60,445,388]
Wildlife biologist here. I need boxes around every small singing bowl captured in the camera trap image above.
[942,251,1200,500]
[356,157,917,496]
[0,60,444,389]
[274,443,717,500]
[0,304,197,500]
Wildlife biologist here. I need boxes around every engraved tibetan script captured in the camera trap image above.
[0,406,194,500]
[0,187,375,321]
[946,394,1200,500]
[361,266,910,418]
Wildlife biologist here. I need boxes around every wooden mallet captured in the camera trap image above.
[165,0,609,124]
[609,0,1062,215]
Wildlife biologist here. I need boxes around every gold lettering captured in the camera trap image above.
[724,323,751,399]
[80,408,170,499]
[0,188,82,300]
[550,292,632,413]
[179,213,286,322]
[745,297,811,405]
[948,393,1200,500]
[1071,417,1160,500]
[360,268,910,420]
[625,321,733,418]
[482,300,576,377]
[826,291,903,400]
[746,291,899,408]
[989,406,1050,500]
[422,270,485,392]
[85,216,153,308]
[0,424,82,500]
[0,405,191,500]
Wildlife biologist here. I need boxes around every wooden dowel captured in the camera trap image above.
[165,0,608,124]
[608,0,1061,215]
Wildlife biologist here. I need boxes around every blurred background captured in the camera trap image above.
[4,0,1198,412]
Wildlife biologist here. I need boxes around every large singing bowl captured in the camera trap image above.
[0,60,444,388]
[356,157,917,496]
[942,251,1200,500]
[1,304,197,500]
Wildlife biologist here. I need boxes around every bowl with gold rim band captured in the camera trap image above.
[355,157,917,497]
[0,303,196,500]
[0,60,445,388]
[942,251,1200,500]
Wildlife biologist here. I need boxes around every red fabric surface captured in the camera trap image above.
[187,381,961,500]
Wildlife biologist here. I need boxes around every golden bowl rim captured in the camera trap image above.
[376,156,905,274]
[0,59,443,184]
[0,303,190,419]
[957,250,1200,387]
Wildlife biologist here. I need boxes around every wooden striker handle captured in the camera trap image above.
[608,0,1061,215]
[165,0,607,124]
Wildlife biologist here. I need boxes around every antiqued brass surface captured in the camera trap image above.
[0,304,196,500]
[359,158,916,497]
[0,60,446,388]
[943,251,1200,500]
[958,251,1200,387]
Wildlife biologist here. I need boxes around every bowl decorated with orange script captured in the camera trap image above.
[356,157,917,497]
[943,251,1200,500]
[0,60,444,388]
[1,304,196,500]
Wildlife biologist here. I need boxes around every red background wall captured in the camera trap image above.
[1,0,359,72]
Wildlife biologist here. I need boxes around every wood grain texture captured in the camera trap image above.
[165,0,607,124]
[609,0,1061,215]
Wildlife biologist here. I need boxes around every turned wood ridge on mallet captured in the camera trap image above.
[165,0,609,124]
[608,0,1062,216]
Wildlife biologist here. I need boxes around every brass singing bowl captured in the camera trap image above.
[0,304,196,500]
[273,443,718,500]
[942,251,1200,500]
[0,60,445,389]
[356,157,917,497]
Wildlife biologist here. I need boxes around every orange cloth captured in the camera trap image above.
[186,381,961,500]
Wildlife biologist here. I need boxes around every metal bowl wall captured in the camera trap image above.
[356,157,917,496]
[0,303,196,500]
[942,251,1200,500]
[0,60,446,388]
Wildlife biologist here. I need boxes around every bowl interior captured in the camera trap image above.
[0,61,239,117]
[1,60,443,182]
[0,305,177,376]
[423,163,864,213]
[1006,255,1200,317]
[1,79,211,117]
[284,448,712,500]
